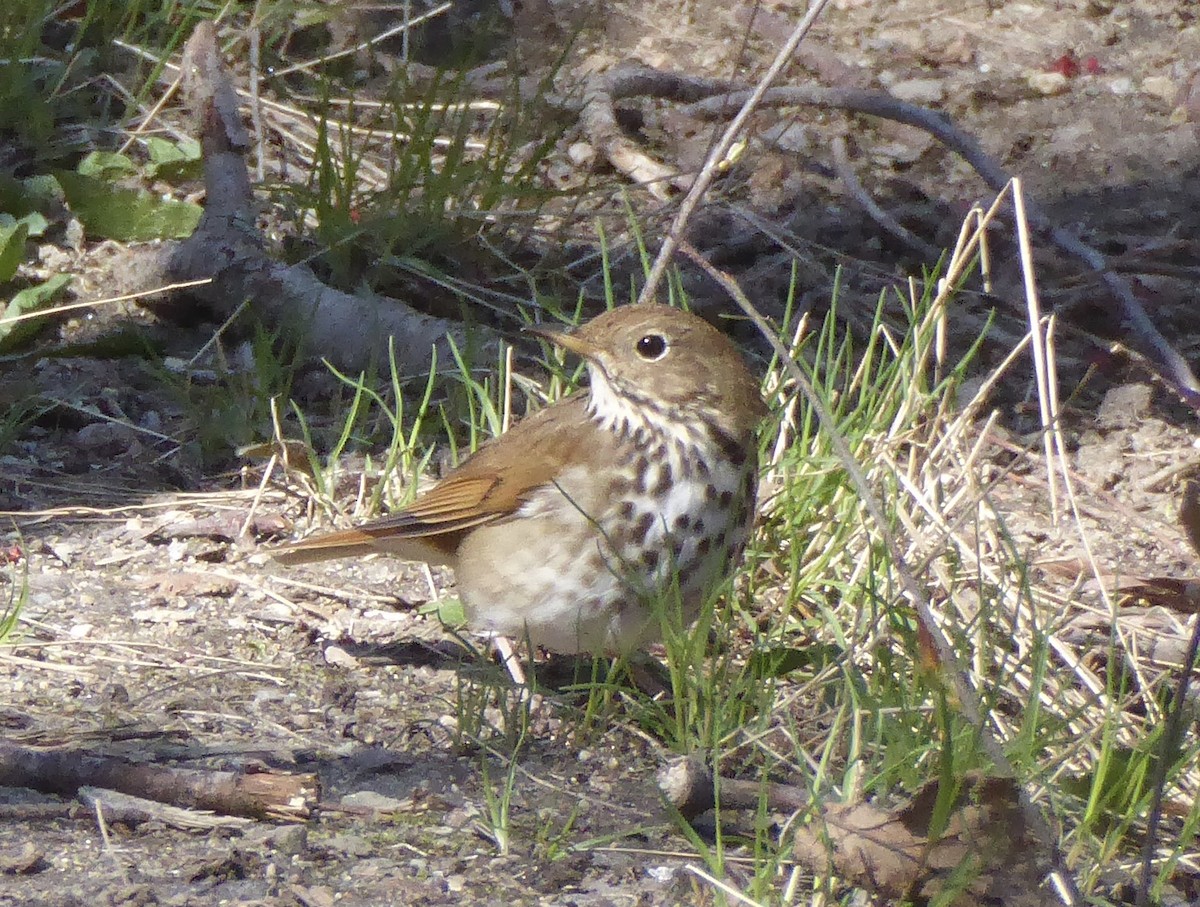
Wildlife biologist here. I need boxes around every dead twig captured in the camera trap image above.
[830,134,943,260]
[0,739,319,821]
[131,22,482,377]
[677,82,1200,404]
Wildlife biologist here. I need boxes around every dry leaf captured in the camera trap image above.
[792,773,1054,906]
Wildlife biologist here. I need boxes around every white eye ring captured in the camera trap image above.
[635,334,669,361]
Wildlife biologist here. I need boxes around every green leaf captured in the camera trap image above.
[22,175,64,206]
[0,273,72,352]
[419,596,466,629]
[0,220,29,283]
[77,151,139,180]
[16,212,49,238]
[146,136,201,165]
[145,137,202,181]
[747,642,844,678]
[0,174,63,220]
[56,171,201,242]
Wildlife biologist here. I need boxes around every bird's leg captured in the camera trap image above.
[490,633,528,688]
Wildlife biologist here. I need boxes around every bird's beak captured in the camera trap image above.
[524,323,600,361]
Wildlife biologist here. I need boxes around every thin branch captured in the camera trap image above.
[636,0,835,306]
[830,135,942,260]
[680,84,1200,403]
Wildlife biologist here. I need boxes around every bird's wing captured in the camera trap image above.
[274,395,597,565]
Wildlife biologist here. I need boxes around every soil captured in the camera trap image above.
[3,1,1200,905]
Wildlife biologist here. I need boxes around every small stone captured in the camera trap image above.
[1141,75,1177,103]
[1108,76,1134,95]
[131,606,198,624]
[0,842,47,875]
[74,422,139,452]
[760,121,811,153]
[646,865,678,883]
[42,540,75,566]
[889,77,945,105]
[340,791,412,812]
[1027,71,1070,96]
[1097,383,1151,429]
[322,833,372,858]
[241,823,308,855]
[566,141,596,167]
[323,645,358,668]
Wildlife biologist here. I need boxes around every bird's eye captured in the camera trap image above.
[635,334,668,361]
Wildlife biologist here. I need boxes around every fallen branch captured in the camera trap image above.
[79,786,253,831]
[682,83,1200,404]
[0,739,318,821]
[552,59,1199,405]
[134,22,481,377]
[657,753,811,820]
[576,67,701,199]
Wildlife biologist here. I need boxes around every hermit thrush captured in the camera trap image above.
[276,305,767,657]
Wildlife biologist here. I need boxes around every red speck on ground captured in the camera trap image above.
[1048,51,1081,78]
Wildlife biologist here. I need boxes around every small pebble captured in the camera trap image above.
[1141,75,1177,103]
[1027,71,1069,96]
[889,77,945,105]
[323,645,358,668]
[566,141,595,168]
